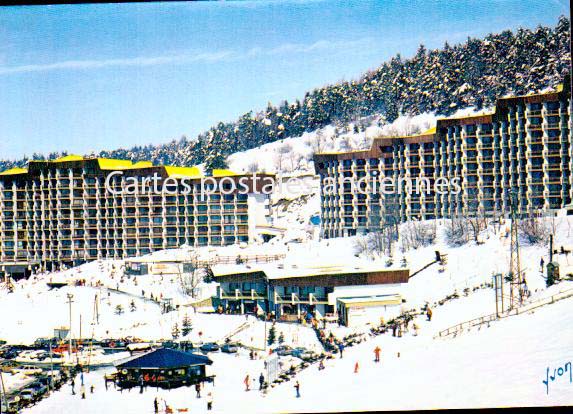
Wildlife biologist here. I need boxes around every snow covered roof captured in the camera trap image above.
[263,263,405,280]
[337,294,403,307]
[212,262,409,284]
[116,348,212,369]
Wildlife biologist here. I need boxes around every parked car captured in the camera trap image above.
[33,338,56,349]
[0,347,19,360]
[273,345,293,356]
[29,381,48,396]
[18,389,37,403]
[11,365,43,376]
[178,341,195,352]
[200,343,220,353]
[291,347,315,360]
[221,343,238,353]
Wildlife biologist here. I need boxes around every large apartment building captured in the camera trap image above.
[314,82,572,238]
[0,155,272,277]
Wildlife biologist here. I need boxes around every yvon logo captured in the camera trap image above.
[543,361,572,395]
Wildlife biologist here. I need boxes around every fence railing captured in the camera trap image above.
[435,286,573,339]
[197,254,285,266]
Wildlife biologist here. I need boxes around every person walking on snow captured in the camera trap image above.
[206,392,213,411]
[354,362,359,373]
[259,373,265,390]
[153,397,159,414]
[338,343,344,358]
[426,307,433,321]
[195,382,201,398]
[294,381,300,398]
[374,346,381,362]
[244,374,250,391]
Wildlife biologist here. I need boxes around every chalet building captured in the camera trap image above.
[0,155,272,277]
[114,348,213,389]
[314,82,572,238]
[211,263,409,323]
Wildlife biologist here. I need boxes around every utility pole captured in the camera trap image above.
[0,368,8,414]
[508,191,523,309]
[66,293,74,358]
[48,341,54,395]
[493,273,505,316]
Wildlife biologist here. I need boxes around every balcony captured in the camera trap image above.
[219,289,266,301]
[273,292,328,305]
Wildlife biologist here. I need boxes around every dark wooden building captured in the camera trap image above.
[114,348,213,389]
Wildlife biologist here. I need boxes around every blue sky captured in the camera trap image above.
[0,0,570,160]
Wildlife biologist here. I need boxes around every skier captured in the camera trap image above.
[259,373,265,390]
[71,377,76,395]
[374,346,381,362]
[80,384,86,399]
[154,397,159,414]
[338,343,344,358]
[354,362,359,374]
[294,380,300,398]
[90,385,94,394]
[426,307,433,321]
[206,392,213,411]
[195,382,201,398]
[318,360,325,370]
[244,374,250,391]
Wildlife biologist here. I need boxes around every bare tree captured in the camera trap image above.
[246,161,259,173]
[177,261,202,298]
[358,134,371,150]
[519,212,551,245]
[400,220,436,250]
[309,130,327,154]
[275,143,293,173]
[338,136,353,152]
[445,214,470,246]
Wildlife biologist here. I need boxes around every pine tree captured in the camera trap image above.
[182,315,192,336]
[115,304,124,315]
[267,326,276,346]
[172,323,180,340]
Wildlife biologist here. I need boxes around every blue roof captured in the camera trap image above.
[117,348,212,369]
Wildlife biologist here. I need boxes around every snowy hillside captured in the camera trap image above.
[16,232,573,412]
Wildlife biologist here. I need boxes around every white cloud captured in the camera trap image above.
[0,37,372,76]
[0,51,234,75]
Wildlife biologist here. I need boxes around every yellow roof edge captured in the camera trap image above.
[0,167,28,176]
[437,111,494,122]
[212,169,240,177]
[53,154,84,163]
[97,158,135,170]
[164,165,203,179]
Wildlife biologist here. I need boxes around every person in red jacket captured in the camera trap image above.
[374,346,381,362]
